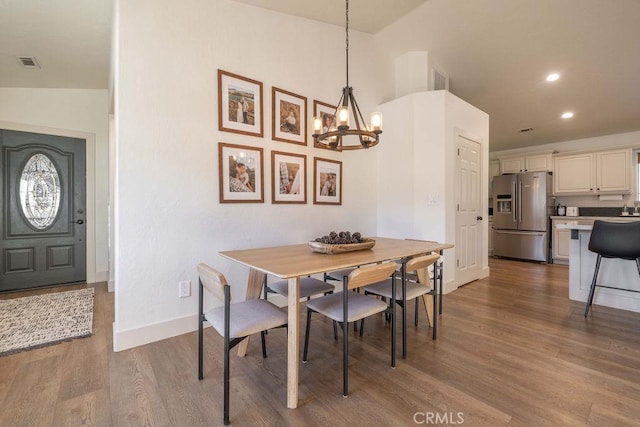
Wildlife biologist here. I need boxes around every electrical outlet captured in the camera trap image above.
[178,281,191,298]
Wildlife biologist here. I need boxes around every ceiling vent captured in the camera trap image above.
[517,127,534,133]
[17,56,41,69]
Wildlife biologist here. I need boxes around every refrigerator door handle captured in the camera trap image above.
[512,181,517,223]
[518,180,523,223]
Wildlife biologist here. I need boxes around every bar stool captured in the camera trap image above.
[584,220,640,317]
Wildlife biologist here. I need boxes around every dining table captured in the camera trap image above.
[219,236,454,409]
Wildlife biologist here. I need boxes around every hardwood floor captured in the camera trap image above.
[1,259,640,426]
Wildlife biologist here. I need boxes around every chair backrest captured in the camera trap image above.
[406,253,440,285]
[197,263,229,302]
[588,220,640,260]
[347,262,397,290]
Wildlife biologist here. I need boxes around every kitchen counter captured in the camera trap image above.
[550,216,640,221]
[557,222,640,314]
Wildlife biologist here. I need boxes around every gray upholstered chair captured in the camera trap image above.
[365,253,441,356]
[303,262,398,397]
[197,263,287,425]
[264,276,334,301]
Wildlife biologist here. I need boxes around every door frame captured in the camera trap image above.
[0,120,97,284]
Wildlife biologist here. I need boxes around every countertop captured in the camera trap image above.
[550,215,640,220]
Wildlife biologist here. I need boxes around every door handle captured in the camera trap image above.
[477,216,483,221]
[74,219,84,225]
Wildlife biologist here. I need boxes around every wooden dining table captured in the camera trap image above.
[219,237,453,409]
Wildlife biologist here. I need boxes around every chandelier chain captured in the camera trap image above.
[345,0,349,88]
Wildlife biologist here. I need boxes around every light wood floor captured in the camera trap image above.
[1,259,640,426]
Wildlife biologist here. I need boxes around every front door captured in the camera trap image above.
[1,130,86,292]
[455,134,482,286]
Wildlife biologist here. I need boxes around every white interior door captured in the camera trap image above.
[455,134,482,285]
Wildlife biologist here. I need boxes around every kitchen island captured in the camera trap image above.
[558,219,640,314]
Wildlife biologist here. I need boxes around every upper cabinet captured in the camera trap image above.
[596,149,631,193]
[553,148,631,195]
[500,153,552,174]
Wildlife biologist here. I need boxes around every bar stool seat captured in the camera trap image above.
[584,220,640,317]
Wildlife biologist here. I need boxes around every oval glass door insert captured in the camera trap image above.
[19,153,61,229]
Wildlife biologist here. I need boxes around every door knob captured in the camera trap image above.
[477,216,483,221]
[74,219,84,225]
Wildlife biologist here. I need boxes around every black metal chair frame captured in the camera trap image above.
[198,278,286,425]
[303,271,397,397]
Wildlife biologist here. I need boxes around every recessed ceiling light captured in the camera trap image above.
[561,112,574,119]
[546,73,560,82]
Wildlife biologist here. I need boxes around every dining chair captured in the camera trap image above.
[584,220,640,317]
[264,275,338,339]
[365,253,441,357]
[197,263,287,425]
[303,262,398,397]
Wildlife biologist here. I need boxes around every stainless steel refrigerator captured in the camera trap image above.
[493,171,553,262]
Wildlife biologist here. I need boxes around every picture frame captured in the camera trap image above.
[272,87,307,146]
[218,142,264,203]
[271,151,307,204]
[218,69,263,137]
[313,157,342,205]
[313,100,337,150]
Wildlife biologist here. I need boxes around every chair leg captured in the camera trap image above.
[303,309,312,362]
[433,280,438,340]
[223,338,230,425]
[260,331,267,359]
[198,282,204,380]
[585,255,602,318]
[342,321,349,397]
[198,317,204,380]
[359,319,365,337]
[415,298,419,326]
[333,320,338,340]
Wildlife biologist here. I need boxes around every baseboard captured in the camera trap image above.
[113,314,201,352]
[95,270,108,282]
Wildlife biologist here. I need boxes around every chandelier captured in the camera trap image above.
[312,0,383,151]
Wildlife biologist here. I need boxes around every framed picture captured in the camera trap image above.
[271,151,307,204]
[218,70,263,137]
[218,142,264,203]
[272,87,307,146]
[312,100,337,149]
[313,157,342,205]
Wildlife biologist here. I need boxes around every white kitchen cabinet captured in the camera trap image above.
[500,153,552,174]
[595,149,630,193]
[552,219,572,263]
[553,153,594,194]
[488,217,494,255]
[553,149,631,195]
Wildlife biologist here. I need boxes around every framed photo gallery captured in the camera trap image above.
[217,69,342,204]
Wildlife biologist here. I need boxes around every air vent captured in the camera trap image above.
[17,56,40,69]
[517,127,534,133]
[430,66,449,91]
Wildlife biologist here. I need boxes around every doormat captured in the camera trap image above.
[0,287,94,356]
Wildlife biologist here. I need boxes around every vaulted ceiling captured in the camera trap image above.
[2,0,639,152]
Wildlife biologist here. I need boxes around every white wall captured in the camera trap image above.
[0,88,110,282]
[113,0,383,350]
[377,91,489,291]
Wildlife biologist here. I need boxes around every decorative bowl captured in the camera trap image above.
[308,238,376,255]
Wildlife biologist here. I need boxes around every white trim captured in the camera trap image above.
[113,314,202,352]
[0,120,98,283]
